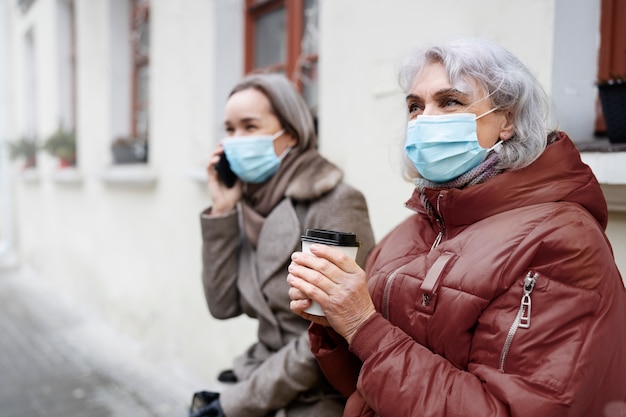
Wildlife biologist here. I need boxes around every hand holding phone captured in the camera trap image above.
[214,153,238,188]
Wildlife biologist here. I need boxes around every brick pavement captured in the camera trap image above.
[0,266,197,417]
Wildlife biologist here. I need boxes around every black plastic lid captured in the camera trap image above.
[301,229,360,247]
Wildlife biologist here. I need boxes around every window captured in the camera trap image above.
[57,0,76,131]
[110,0,149,165]
[130,0,150,140]
[46,0,77,168]
[17,0,36,14]
[244,0,319,114]
[23,28,37,139]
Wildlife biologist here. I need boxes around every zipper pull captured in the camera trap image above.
[431,231,443,250]
[519,272,538,329]
[499,271,540,371]
[430,192,445,250]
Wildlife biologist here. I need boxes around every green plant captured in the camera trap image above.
[9,137,38,167]
[43,128,76,163]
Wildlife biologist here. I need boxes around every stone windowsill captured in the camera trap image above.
[576,138,626,212]
[186,166,208,184]
[17,168,40,182]
[577,139,626,184]
[98,164,158,187]
[574,137,626,153]
[51,167,82,184]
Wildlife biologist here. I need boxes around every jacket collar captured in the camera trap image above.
[406,132,608,230]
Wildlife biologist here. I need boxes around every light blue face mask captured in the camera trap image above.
[222,129,287,183]
[404,110,501,183]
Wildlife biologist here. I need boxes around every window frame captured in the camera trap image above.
[595,0,626,134]
[59,0,77,133]
[244,0,318,92]
[130,0,150,140]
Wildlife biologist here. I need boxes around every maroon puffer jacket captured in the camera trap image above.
[310,132,626,417]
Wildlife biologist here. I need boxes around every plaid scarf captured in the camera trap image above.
[414,151,502,219]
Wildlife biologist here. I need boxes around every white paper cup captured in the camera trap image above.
[300,229,360,316]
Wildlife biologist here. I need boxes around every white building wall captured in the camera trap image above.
[552,0,601,140]
[2,0,624,387]
[0,0,15,263]
[6,0,256,387]
[318,0,561,239]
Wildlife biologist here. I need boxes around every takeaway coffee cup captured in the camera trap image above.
[300,229,360,316]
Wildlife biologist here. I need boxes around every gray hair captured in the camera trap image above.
[399,38,551,173]
[229,73,317,151]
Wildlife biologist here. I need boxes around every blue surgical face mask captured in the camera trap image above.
[404,109,501,183]
[222,129,287,183]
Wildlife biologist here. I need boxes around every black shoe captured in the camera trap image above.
[217,369,238,383]
[189,391,220,415]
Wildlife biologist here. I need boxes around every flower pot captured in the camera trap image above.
[598,82,626,143]
[23,156,36,170]
[59,156,76,168]
[111,141,148,164]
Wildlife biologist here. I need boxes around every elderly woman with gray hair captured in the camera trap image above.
[191,73,375,417]
[287,38,626,417]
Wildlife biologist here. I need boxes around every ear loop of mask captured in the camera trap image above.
[454,78,506,154]
[270,129,285,141]
[460,77,505,116]
[474,107,504,153]
[487,141,503,153]
[475,107,500,120]
[272,129,291,160]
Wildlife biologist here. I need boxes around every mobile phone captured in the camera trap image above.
[215,153,238,188]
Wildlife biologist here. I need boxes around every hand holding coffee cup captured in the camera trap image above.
[300,229,360,316]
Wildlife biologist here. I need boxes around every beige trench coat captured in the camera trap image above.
[200,158,375,417]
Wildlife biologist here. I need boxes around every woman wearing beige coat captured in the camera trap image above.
[194,73,375,417]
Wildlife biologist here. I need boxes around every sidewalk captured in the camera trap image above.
[0,265,198,417]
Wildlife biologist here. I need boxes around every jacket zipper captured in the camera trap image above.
[499,271,539,372]
[382,266,404,319]
[431,231,443,250]
[431,193,445,250]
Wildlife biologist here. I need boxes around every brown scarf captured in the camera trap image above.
[241,148,324,248]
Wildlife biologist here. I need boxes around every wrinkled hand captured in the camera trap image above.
[287,244,376,343]
[285,283,331,327]
[206,145,241,215]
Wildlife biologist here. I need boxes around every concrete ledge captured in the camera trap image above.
[98,165,158,187]
[576,140,626,212]
[51,167,83,185]
[17,168,40,183]
[579,151,626,185]
[0,247,18,270]
[576,139,626,153]
[600,184,626,212]
[185,166,207,184]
